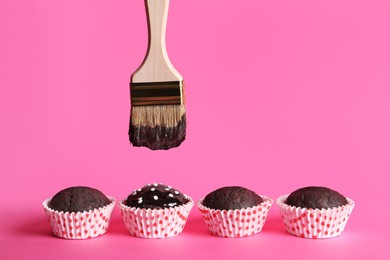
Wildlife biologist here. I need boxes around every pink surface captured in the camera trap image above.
[0,0,389,259]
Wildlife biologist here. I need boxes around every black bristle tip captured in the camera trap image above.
[129,114,186,150]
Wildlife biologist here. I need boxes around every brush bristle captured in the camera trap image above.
[129,105,186,150]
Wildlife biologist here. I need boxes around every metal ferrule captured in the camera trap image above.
[130,81,184,106]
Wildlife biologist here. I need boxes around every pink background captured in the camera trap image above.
[1,0,389,259]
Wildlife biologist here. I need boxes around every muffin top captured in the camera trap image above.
[202,186,263,210]
[125,183,189,209]
[49,186,110,213]
[285,186,348,209]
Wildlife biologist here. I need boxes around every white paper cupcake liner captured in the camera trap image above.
[118,195,194,238]
[197,195,273,238]
[42,196,116,239]
[277,194,355,239]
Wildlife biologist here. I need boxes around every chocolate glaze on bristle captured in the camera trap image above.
[129,114,186,150]
[129,104,186,150]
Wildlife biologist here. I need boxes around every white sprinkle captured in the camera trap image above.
[153,195,158,200]
[153,183,158,187]
[137,189,141,192]
[165,187,170,191]
[168,203,177,207]
[147,183,151,186]
[150,188,155,191]
[168,186,172,189]
[174,191,179,195]
[132,191,137,195]
[138,197,143,204]
[168,193,174,198]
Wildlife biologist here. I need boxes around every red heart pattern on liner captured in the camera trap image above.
[197,196,273,238]
[42,197,116,239]
[277,195,355,239]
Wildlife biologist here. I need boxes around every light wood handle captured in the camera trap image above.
[132,0,183,83]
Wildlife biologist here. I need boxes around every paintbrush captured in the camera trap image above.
[129,0,186,150]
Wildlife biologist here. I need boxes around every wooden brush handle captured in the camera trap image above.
[132,0,183,83]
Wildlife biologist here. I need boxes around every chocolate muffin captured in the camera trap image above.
[285,186,348,209]
[125,183,189,209]
[49,186,111,213]
[202,186,263,210]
